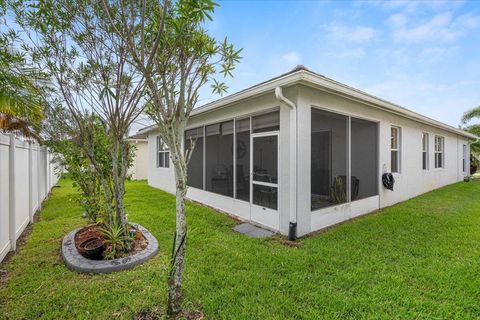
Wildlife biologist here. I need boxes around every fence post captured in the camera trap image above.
[28,142,34,223]
[37,145,42,211]
[44,148,48,198]
[9,134,16,251]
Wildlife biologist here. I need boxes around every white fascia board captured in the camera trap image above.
[299,71,477,140]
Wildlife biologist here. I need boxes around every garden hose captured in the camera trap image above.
[382,173,395,191]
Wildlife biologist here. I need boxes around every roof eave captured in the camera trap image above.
[136,69,477,140]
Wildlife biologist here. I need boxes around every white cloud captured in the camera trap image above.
[328,25,376,43]
[281,52,301,65]
[339,47,366,59]
[391,12,480,43]
[418,46,460,62]
[387,13,407,27]
[358,0,466,13]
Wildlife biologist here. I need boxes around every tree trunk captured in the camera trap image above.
[111,139,128,232]
[167,148,188,317]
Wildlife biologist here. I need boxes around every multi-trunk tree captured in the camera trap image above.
[100,0,241,316]
[14,0,146,230]
[13,0,240,316]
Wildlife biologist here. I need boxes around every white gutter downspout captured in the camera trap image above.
[275,86,297,240]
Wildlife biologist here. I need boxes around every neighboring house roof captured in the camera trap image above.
[137,66,477,139]
[126,133,147,141]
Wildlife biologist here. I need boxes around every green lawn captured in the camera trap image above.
[1,179,480,319]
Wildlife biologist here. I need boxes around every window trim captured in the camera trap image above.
[156,135,170,168]
[391,126,401,173]
[422,132,429,171]
[434,135,445,169]
[463,144,467,173]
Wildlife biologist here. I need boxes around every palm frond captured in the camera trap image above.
[461,106,480,124]
[0,113,41,141]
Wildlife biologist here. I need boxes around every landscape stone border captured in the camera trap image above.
[61,224,158,274]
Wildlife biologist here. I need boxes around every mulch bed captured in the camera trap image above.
[74,224,148,260]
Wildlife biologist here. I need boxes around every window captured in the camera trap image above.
[235,118,250,201]
[463,144,467,173]
[351,118,378,201]
[185,127,204,189]
[311,108,348,210]
[156,136,170,168]
[205,121,234,197]
[422,133,429,170]
[434,135,444,168]
[391,126,400,173]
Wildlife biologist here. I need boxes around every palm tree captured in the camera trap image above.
[0,30,45,140]
[461,106,480,155]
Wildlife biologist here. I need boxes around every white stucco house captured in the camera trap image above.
[137,66,476,239]
[126,133,149,180]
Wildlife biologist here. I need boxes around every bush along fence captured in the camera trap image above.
[0,133,60,263]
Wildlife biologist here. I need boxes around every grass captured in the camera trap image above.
[1,178,480,319]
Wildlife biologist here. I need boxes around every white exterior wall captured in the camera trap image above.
[147,88,298,234]
[128,140,149,180]
[145,83,471,237]
[148,133,176,194]
[297,85,470,235]
[0,134,60,263]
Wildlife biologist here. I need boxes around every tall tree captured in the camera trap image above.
[14,0,146,230]
[101,0,241,316]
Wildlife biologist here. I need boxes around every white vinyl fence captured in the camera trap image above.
[0,133,60,263]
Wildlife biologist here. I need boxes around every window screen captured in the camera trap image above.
[351,118,378,200]
[185,127,204,189]
[311,108,348,210]
[252,111,279,133]
[205,121,234,197]
[235,118,250,201]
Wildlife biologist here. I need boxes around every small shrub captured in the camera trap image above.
[97,224,135,259]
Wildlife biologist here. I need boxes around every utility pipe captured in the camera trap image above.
[274,87,297,240]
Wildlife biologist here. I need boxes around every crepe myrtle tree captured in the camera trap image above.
[13,0,146,231]
[100,0,241,315]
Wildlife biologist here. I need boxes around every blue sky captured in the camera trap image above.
[197,0,480,128]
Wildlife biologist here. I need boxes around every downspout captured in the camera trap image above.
[275,87,297,240]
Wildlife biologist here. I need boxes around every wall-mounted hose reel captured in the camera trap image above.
[382,173,395,191]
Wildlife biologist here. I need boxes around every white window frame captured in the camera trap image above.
[422,132,429,170]
[156,136,170,168]
[434,135,444,169]
[463,144,467,173]
[391,126,401,173]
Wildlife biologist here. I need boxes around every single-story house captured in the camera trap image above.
[137,66,476,238]
[126,133,149,180]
